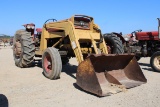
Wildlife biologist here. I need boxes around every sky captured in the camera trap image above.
[0,0,160,36]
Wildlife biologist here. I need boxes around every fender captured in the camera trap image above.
[103,32,126,44]
[112,32,126,44]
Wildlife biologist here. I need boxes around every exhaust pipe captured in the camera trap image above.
[158,18,160,39]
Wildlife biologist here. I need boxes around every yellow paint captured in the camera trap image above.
[36,15,109,64]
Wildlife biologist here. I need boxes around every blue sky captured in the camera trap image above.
[0,0,160,36]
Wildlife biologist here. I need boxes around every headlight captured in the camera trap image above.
[27,25,31,29]
[31,26,35,29]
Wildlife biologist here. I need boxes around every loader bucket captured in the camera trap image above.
[76,54,147,96]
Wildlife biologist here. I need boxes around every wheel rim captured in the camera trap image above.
[13,41,22,60]
[44,53,52,74]
[154,56,160,69]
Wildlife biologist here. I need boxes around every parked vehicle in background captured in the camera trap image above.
[104,18,160,72]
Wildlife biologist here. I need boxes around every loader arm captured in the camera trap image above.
[39,19,108,63]
[39,20,84,63]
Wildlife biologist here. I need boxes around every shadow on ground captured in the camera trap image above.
[138,62,155,72]
[33,59,77,79]
[138,62,151,67]
[33,59,42,68]
[138,62,159,73]
[73,83,102,97]
[62,63,77,79]
[0,94,8,107]
[142,67,154,72]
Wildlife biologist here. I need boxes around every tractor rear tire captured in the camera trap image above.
[103,33,124,54]
[150,51,160,72]
[13,29,35,67]
[42,47,62,79]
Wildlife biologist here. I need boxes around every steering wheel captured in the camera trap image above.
[44,19,57,29]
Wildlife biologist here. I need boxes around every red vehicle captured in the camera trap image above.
[104,18,160,72]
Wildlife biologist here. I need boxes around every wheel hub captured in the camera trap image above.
[154,56,160,69]
[44,53,52,73]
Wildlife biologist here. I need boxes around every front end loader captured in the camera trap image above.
[13,15,147,96]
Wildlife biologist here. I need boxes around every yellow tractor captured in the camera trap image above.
[13,15,147,96]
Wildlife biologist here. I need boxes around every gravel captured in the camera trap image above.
[0,46,160,107]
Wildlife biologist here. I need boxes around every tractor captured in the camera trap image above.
[13,15,146,96]
[104,18,160,72]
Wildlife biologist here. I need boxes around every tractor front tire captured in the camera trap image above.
[42,47,62,79]
[103,33,124,54]
[13,29,35,67]
[150,51,160,72]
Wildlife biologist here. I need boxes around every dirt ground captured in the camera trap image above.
[0,46,160,107]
